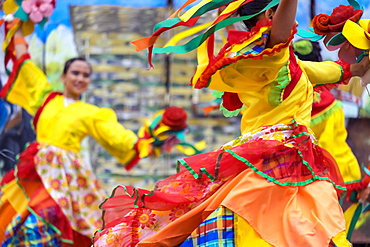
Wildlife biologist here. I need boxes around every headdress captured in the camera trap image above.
[297,0,369,64]
[132,0,279,78]
[132,0,280,117]
[0,0,56,70]
[126,106,205,170]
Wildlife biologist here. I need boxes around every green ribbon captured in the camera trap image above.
[153,0,236,32]
[153,0,280,54]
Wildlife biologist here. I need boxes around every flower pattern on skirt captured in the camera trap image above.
[36,144,107,237]
[94,123,319,246]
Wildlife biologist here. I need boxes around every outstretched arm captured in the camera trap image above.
[0,23,51,115]
[267,0,298,48]
[13,27,28,59]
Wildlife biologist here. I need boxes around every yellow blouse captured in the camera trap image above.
[4,59,138,165]
[206,45,346,134]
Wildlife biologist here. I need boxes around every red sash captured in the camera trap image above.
[32,92,62,131]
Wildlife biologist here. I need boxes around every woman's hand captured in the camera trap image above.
[360,66,370,86]
[13,23,28,59]
[350,55,370,78]
[359,187,370,202]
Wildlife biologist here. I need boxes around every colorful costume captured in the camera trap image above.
[0,54,141,245]
[311,90,361,184]
[94,11,353,246]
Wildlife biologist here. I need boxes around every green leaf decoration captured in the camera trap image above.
[326,33,347,47]
[39,18,48,30]
[212,90,224,98]
[152,0,280,54]
[15,0,23,6]
[348,0,363,11]
[14,7,29,21]
[296,28,324,41]
[153,0,236,32]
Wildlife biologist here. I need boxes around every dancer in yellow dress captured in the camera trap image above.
[293,39,362,184]
[94,0,370,246]
[0,22,190,246]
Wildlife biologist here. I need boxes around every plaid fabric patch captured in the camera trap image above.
[237,32,269,56]
[180,206,235,247]
[2,213,61,247]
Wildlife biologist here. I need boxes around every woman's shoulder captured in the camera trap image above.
[76,102,117,118]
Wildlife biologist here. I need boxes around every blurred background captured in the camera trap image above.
[0,0,369,244]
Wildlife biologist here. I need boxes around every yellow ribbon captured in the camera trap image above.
[176,140,207,155]
[164,21,213,48]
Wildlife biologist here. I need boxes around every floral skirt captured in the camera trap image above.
[0,142,107,246]
[93,121,350,247]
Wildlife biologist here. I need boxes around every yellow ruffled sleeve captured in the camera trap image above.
[87,107,139,166]
[300,60,351,85]
[0,54,51,115]
[206,46,290,93]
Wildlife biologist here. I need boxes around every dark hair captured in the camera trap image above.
[63,57,92,75]
[238,0,278,30]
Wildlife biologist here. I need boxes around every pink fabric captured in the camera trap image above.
[22,0,55,23]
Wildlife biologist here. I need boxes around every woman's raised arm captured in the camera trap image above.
[267,0,298,48]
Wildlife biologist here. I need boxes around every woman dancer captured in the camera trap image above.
[0,25,189,246]
[94,0,370,246]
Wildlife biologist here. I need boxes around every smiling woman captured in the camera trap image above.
[61,58,92,100]
[0,25,139,246]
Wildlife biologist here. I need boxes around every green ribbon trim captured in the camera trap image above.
[225,149,346,190]
[344,178,362,185]
[219,104,246,117]
[99,185,154,210]
[268,62,290,106]
[26,206,74,244]
[356,50,369,63]
[314,63,344,88]
[212,90,224,98]
[291,132,310,138]
[177,142,203,155]
[364,204,370,213]
[153,0,236,32]
[347,203,363,241]
[200,168,215,181]
[4,60,29,99]
[349,190,359,203]
[12,162,74,244]
[178,159,199,179]
[152,0,280,54]
[311,101,342,127]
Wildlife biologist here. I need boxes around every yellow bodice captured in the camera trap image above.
[3,58,138,165]
[206,45,346,134]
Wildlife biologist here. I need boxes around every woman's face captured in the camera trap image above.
[62,60,91,100]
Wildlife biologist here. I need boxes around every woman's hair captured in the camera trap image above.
[238,0,278,30]
[63,57,92,75]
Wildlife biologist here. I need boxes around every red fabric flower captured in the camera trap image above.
[137,209,156,229]
[76,218,89,230]
[169,205,190,221]
[84,193,97,205]
[50,178,62,190]
[329,5,363,32]
[65,173,73,184]
[161,106,188,131]
[77,176,87,188]
[222,92,243,111]
[58,197,70,209]
[312,14,331,35]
